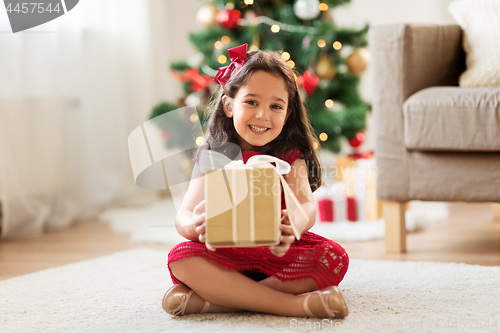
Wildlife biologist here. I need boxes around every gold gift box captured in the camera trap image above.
[336,154,384,220]
[205,163,282,248]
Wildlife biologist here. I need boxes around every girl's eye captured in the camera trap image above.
[245,100,283,110]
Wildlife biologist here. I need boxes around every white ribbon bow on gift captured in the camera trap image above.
[199,150,309,240]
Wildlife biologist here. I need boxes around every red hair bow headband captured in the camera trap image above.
[214,43,250,91]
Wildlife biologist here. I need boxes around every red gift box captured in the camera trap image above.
[318,198,334,222]
[347,197,357,222]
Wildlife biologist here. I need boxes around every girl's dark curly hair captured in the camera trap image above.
[197,48,323,192]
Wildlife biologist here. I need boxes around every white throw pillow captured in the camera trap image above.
[448,0,500,87]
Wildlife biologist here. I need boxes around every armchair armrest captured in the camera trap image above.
[369,24,464,201]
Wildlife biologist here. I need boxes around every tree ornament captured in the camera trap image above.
[187,53,204,68]
[216,9,241,30]
[196,3,218,27]
[347,48,371,76]
[297,70,319,96]
[320,9,334,22]
[315,56,336,80]
[348,132,365,148]
[185,93,202,108]
[302,35,313,48]
[293,0,321,20]
[244,10,258,21]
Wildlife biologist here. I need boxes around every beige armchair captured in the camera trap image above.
[370,24,500,253]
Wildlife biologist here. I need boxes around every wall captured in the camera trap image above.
[161,0,201,102]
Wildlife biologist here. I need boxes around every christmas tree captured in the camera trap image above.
[150,0,370,153]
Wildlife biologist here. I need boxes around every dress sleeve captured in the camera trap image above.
[284,148,305,165]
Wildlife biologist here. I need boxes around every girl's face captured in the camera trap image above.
[223,71,289,151]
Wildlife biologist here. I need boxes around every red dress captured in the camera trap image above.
[167,148,349,289]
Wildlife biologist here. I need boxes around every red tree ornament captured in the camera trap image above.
[216,9,241,29]
[297,70,319,96]
[348,132,365,148]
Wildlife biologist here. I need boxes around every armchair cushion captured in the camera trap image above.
[449,0,500,87]
[404,87,500,152]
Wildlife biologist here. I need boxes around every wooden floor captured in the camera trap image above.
[1,202,499,281]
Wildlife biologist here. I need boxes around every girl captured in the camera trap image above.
[164,44,349,318]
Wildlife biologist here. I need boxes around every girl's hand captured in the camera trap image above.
[269,209,295,257]
[192,199,206,226]
[192,200,215,252]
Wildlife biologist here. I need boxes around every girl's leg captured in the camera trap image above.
[169,256,330,317]
[258,276,318,295]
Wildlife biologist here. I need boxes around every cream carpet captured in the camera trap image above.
[1,249,499,333]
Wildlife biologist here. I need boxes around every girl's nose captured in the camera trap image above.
[255,107,270,120]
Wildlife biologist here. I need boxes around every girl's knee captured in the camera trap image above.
[322,243,349,282]
[169,256,204,280]
[337,251,349,281]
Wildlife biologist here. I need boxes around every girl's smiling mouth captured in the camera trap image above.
[249,125,270,133]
